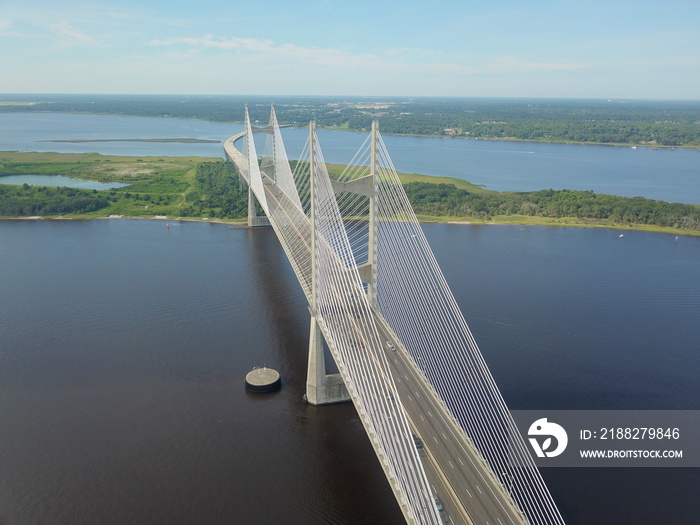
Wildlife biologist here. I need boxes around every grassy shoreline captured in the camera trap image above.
[1,151,698,236]
[4,213,696,238]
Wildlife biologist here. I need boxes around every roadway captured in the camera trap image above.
[372,315,526,525]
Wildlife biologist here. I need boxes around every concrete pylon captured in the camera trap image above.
[245,182,271,228]
[367,120,379,308]
[305,313,350,405]
[305,121,350,406]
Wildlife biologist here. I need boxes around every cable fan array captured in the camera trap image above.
[327,129,565,525]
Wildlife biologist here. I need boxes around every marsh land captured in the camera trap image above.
[1,152,698,235]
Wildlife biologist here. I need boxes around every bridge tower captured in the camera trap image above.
[243,104,271,228]
[366,120,379,307]
[305,121,351,406]
[305,121,381,405]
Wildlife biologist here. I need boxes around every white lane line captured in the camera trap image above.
[476,485,483,495]
[458,457,464,466]
[420,414,425,421]
[448,460,454,469]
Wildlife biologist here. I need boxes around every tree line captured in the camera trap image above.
[0,184,110,216]
[178,162,249,219]
[404,182,700,230]
[2,161,698,231]
[3,95,699,147]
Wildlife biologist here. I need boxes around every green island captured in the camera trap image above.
[1,151,698,236]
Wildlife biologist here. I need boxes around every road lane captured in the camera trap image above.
[373,315,526,525]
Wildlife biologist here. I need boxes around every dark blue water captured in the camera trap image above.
[2,112,699,204]
[0,220,403,525]
[1,219,698,524]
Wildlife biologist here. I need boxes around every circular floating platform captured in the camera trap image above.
[245,367,281,393]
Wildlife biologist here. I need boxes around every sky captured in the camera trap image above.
[1,0,699,99]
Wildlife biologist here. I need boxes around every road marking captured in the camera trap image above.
[476,485,483,495]
[497,518,504,525]
[457,457,464,466]
[415,391,420,398]
[420,414,425,421]
[448,460,454,469]
[407,395,413,401]
[442,432,447,440]
[433,436,439,444]
[428,410,433,417]
[466,488,472,498]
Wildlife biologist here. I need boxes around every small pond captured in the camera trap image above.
[0,174,128,190]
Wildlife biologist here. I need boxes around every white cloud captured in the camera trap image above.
[148,34,477,78]
[150,35,274,52]
[487,57,588,72]
[0,18,30,38]
[49,21,106,48]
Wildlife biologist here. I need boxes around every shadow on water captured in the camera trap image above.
[243,226,404,524]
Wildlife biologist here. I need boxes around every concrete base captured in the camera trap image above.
[306,314,351,406]
[245,367,281,393]
[305,373,351,406]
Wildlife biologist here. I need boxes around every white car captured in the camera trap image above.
[386,341,395,350]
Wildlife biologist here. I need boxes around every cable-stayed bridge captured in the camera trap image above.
[224,106,565,525]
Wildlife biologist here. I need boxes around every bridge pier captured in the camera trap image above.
[247,185,271,228]
[305,314,350,405]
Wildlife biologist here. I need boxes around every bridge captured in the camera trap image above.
[224,106,565,525]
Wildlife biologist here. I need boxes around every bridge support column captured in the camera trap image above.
[247,185,256,226]
[306,120,350,406]
[305,314,350,406]
[367,120,379,308]
[247,185,270,228]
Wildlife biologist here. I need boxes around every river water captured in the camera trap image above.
[1,220,698,525]
[1,112,700,524]
[1,112,699,204]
